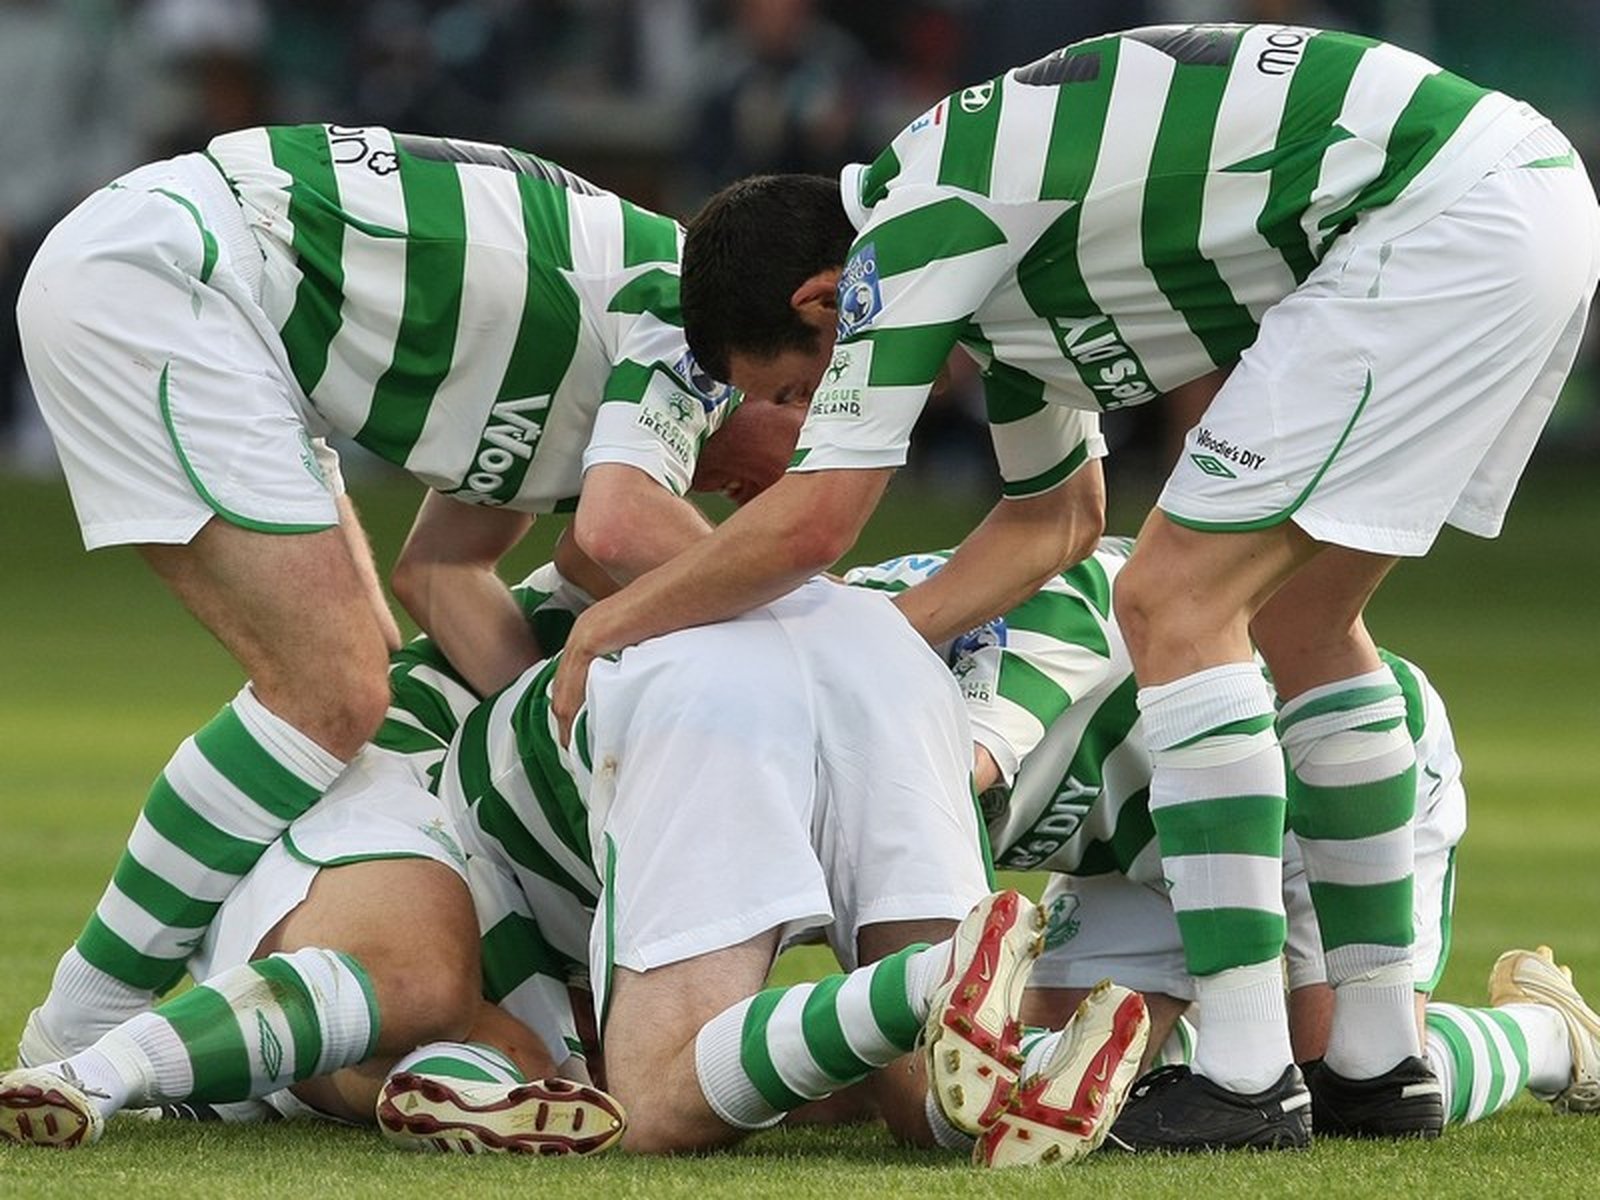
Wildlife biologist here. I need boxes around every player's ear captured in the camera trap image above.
[790,268,841,331]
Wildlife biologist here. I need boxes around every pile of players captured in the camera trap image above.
[5,22,1599,1165]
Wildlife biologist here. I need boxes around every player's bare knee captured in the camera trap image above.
[368,958,478,1053]
[312,661,392,755]
[1113,570,1183,664]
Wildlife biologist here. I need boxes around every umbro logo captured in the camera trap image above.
[1190,453,1237,479]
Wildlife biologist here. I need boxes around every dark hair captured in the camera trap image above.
[681,174,858,381]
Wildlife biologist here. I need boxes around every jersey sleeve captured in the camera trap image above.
[789,185,1017,473]
[584,244,737,496]
[977,356,1108,498]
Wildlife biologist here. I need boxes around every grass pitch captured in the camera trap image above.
[3,464,1598,1197]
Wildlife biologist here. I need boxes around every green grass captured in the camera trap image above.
[3,465,1599,1195]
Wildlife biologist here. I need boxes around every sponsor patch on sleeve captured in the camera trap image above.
[837,243,883,337]
[948,617,1007,704]
[808,342,873,422]
[635,370,702,470]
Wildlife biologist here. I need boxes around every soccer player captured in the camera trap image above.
[0,730,626,1153]
[3,556,670,1149]
[547,24,1600,1144]
[428,576,1150,1165]
[850,542,1600,1144]
[4,574,1152,1164]
[17,124,808,1058]
[848,541,1457,1146]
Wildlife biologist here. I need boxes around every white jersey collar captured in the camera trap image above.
[838,162,869,231]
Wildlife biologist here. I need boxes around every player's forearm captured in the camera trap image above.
[568,499,828,659]
[401,562,544,695]
[892,465,1106,644]
[567,468,890,659]
[392,493,542,693]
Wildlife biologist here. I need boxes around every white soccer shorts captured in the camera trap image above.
[1161,124,1600,555]
[189,746,467,984]
[577,579,992,1015]
[17,153,341,549]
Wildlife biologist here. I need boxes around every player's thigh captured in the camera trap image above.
[141,518,394,745]
[1115,511,1315,680]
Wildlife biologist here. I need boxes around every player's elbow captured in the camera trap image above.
[783,516,858,576]
[1010,491,1105,589]
[570,509,659,583]
[1050,498,1105,575]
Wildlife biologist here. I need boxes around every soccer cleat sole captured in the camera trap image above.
[0,1068,103,1149]
[924,889,1046,1136]
[977,981,1150,1169]
[376,1073,625,1156]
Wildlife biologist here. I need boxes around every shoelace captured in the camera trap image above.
[51,1061,110,1102]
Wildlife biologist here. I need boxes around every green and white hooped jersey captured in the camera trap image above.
[439,649,600,1003]
[207,125,737,512]
[845,540,1141,877]
[846,544,1460,888]
[369,561,598,1019]
[797,24,1543,479]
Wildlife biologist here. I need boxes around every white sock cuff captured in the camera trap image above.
[1193,961,1289,1023]
[1139,663,1274,751]
[389,1040,525,1084]
[232,683,347,786]
[1277,669,1405,740]
[1277,666,1396,719]
[693,1000,785,1131]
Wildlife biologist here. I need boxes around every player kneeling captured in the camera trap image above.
[0,746,622,1156]
[423,577,1149,1165]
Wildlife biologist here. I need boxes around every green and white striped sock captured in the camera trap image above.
[694,942,936,1129]
[50,947,378,1119]
[390,1041,526,1085]
[1142,663,1292,1093]
[1424,1002,1570,1124]
[41,686,345,1046]
[1281,667,1418,1077]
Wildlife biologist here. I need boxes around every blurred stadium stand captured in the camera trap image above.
[2,0,1595,485]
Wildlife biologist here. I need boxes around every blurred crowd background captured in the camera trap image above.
[3,0,1597,490]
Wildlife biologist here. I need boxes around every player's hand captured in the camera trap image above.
[551,614,601,747]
